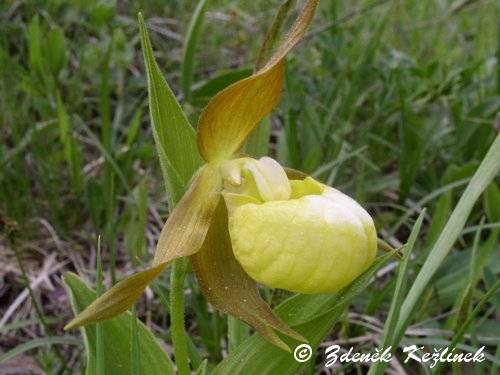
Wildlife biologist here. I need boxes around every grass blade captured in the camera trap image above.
[56,92,82,195]
[96,236,105,375]
[244,116,271,158]
[433,279,500,374]
[394,134,500,343]
[181,0,209,102]
[368,210,426,375]
[0,337,80,364]
[255,0,296,71]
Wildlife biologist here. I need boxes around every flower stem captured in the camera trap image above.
[170,258,190,375]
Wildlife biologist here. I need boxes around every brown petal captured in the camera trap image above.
[190,201,306,351]
[66,164,222,329]
[153,163,222,266]
[64,263,166,330]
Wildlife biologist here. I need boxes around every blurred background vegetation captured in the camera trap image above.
[0,0,498,373]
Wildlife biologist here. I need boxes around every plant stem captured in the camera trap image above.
[170,258,190,375]
[95,236,105,375]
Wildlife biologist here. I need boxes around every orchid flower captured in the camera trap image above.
[65,0,378,351]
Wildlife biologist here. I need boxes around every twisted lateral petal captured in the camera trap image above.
[153,163,222,266]
[64,264,166,330]
[260,0,319,72]
[191,202,306,352]
[66,164,221,329]
[196,0,319,162]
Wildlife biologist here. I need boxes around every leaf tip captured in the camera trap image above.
[63,318,81,331]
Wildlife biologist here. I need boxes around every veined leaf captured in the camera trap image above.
[196,0,320,162]
[63,273,175,375]
[139,13,202,205]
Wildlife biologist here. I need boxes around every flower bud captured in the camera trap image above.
[222,157,377,294]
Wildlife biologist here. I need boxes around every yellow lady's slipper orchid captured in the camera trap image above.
[65,0,383,352]
[221,157,377,294]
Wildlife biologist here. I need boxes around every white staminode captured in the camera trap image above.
[243,157,291,201]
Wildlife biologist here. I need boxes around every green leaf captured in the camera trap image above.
[45,27,66,77]
[63,272,175,375]
[397,73,430,201]
[245,116,271,158]
[215,251,395,374]
[191,68,253,106]
[138,13,203,206]
[27,16,44,79]
[181,0,209,101]
[254,0,296,71]
[484,182,500,222]
[425,191,452,247]
[56,91,82,195]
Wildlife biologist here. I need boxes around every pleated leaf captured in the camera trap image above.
[139,13,202,205]
[63,272,175,375]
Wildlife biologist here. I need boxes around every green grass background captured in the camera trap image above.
[0,0,499,373]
